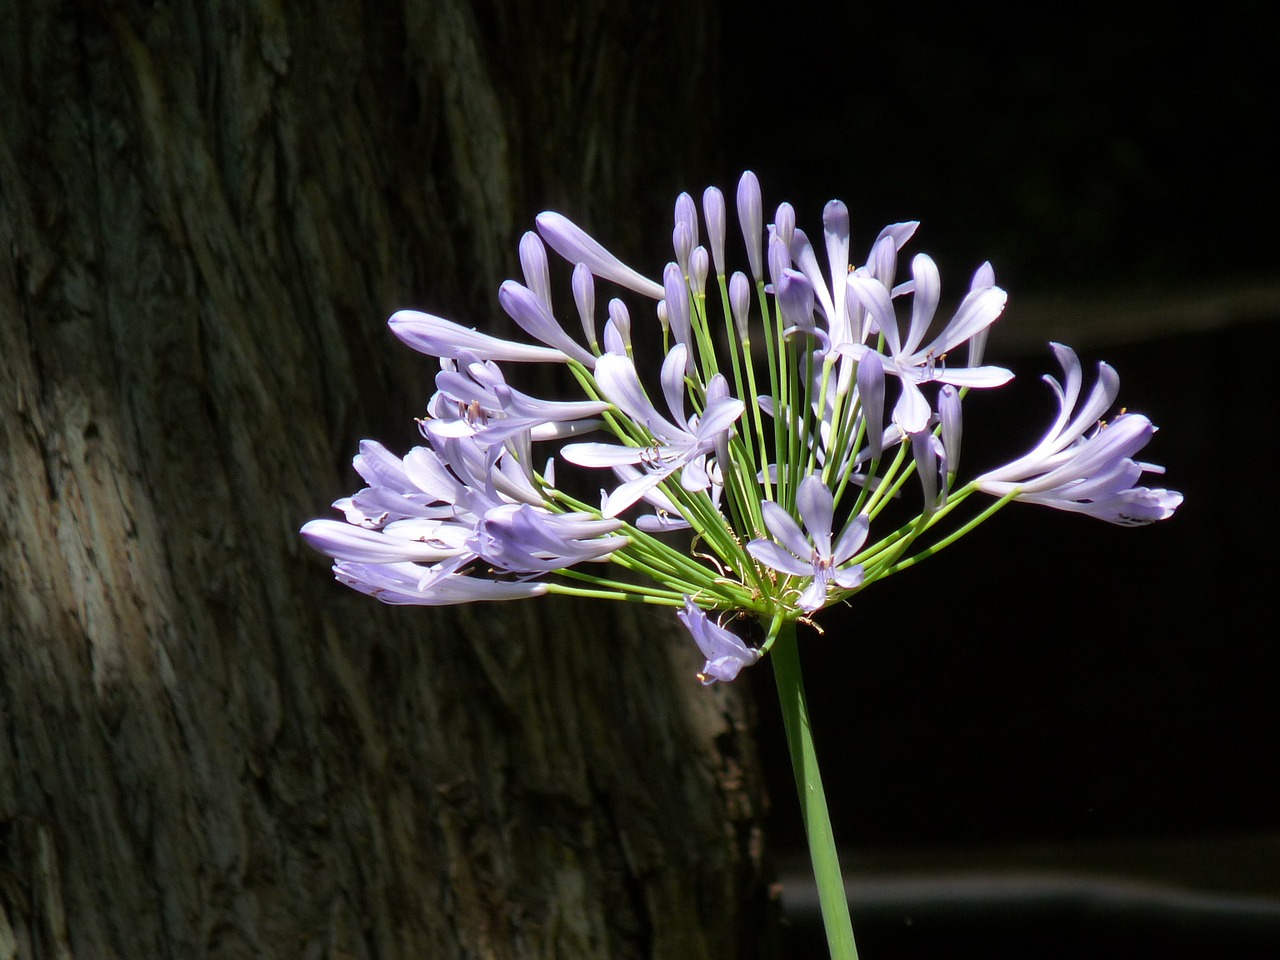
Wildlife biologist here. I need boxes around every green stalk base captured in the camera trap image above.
[771,622,859,960]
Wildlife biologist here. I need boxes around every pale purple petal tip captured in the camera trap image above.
[689,246,710,299]
[774,203,796,249]
[703,186,727,276]
[519,231,552,311]
[823,199,850,244]
[736,171,763,281]
[674,191,699,249]
[572,262,597,346]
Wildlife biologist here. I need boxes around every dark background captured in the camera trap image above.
[721,3,1273,294]
[705,0,1276,839]
[704,2,1276,956]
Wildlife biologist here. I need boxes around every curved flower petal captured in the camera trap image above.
[848,275,901,355]
[928,365,1014,388]
[924,286,1007,360]
[559,442,647,468]
[832,514,869,564]
[796,476,835,557]
[904,253,941,357]
[694,392,746,440]
[746,539,811,578]
[601,471,669,518]
[760,501,812,560]
[894,378,932,435]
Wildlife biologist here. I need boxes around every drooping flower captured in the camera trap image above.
[302,415,630,602]
[676,599,761,684]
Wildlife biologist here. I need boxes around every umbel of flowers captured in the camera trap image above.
[303,171,1179,661]
[302,172,1180,959]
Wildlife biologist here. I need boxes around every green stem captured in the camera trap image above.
[771,621,859,960]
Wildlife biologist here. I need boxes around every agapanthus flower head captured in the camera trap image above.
[304,171,1180,682]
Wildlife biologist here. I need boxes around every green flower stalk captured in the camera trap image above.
[302,172,1182,958]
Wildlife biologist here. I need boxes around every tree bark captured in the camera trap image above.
[0,3,771,958]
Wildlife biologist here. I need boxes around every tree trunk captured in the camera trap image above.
[0,4,771,958]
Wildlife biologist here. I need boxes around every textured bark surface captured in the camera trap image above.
[0,4,771,958]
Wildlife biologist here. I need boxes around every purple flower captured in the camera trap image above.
[746,476,868,612]
[468,504,628,574]
[300,517,470,565]
[426,354,608,446]
[974,343,1182,525]
[307,172,1180,636]
[677,599,761,684]
[328,439,456,529]
[560,345,744,517]
[844,253,1013,433]
[301,412,631,602]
